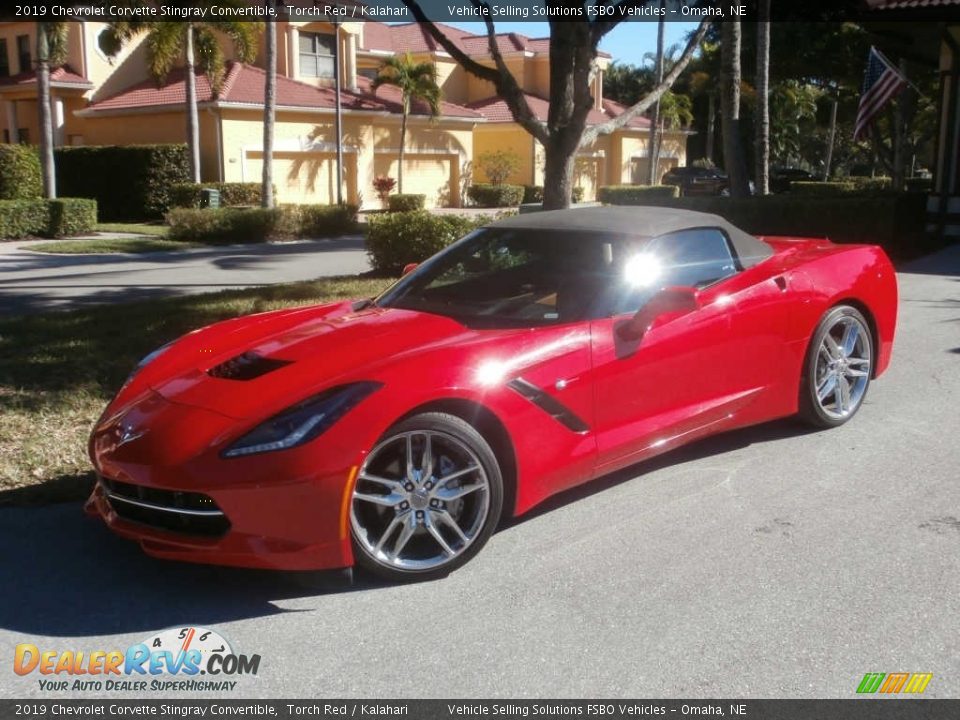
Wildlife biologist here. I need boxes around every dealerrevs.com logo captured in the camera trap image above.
[14,626,261,693]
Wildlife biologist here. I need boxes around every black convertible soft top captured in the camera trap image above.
[488,206,774,268]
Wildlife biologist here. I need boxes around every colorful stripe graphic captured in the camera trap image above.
[857,672,932,694]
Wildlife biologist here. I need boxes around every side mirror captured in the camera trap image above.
[617,286,700,342]
[402,262,419,277]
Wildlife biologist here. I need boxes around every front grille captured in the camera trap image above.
[102,477,230,537]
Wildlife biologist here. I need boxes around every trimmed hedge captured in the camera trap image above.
[169,182,271,209]
[167,204,359,244]
[601,193,929,259]
[55,144,191,221]
[366,210,491,273]
[0,145,42,200]
[292,203,359,237]
[522,186,585,204]
[0,198,97,239]
[388,194,426,212]
[598,184,680,204]
[467,183,524,208]
[790,181,857,196]
[167,207,290,244]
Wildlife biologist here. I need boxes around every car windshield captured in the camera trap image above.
[376,228,648,328]
[376,225,742,328]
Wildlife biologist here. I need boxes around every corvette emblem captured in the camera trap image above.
[117,423,146,446]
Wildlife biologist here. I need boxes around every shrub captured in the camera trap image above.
[905,177,933,193]
[166,207,289,244]
[373,176,397,207]
[293,204,359,237]
[169,182,268,209]
[0,145,42,200]
[388,194,426,212]
[847,176,893,194]
[477,150,521,185]
[572,187,585,204]
[46,198,98,237]
[366,210,490,273]
[468,183,524,208]
[0,198,97,239]
[55,144,191,221]
[522,185,543,204]
[790,181,857,196]
[597,185,680,204]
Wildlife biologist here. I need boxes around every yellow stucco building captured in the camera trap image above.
[0,20,689,208]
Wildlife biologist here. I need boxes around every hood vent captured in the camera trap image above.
[207,351,292,381]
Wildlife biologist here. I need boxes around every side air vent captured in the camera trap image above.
[207,351,291,381]
[507,377,590,433]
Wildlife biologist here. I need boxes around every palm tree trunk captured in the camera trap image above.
[720,21,750,197]
[755,0,770,195]
[398,105,407,194]
[646,11,665,186]
[706,92,716,162]
[262,8,276,209]
[823,93,837,181]
[36,23,56,199]
[184,24,201,184]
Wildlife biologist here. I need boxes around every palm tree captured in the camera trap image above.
[36,22,69,199]
[720,21,750,197]
[261,1,276,209]
[102,5,260,183]
[372,53,441,193]
[646,8,665,185]
[755,0,771,195]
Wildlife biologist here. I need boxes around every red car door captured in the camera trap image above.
[589,228,755,475]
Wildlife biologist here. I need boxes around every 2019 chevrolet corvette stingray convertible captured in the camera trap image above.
[86,207,897,581]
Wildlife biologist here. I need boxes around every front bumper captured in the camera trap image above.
[86,391,359,571]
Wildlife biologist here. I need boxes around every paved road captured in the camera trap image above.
[1,247,958,699]
[0,236,370,316]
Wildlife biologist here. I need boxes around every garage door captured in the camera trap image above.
[374,154,456,208]
[245,151,356,205]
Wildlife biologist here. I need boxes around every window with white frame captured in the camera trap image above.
[298,32,335,78]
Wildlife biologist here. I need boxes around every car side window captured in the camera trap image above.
[650,228,739,289]
[604,227,738,316]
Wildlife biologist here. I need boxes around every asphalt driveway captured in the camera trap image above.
[0,245,958,699]
[0,236,370,316]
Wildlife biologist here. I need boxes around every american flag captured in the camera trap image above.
[854,47,907,141]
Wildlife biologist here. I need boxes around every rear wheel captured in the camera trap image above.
[799,305,873,428]
[350,412,503,582]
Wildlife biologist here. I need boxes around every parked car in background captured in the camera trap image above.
[662,166,729,196]
[771,168,816,193]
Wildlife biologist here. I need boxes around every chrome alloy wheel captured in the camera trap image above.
[351,430,491,572]
[814,314,872,419]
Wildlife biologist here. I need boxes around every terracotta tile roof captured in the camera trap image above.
[467,93,651,129]
[359,22,610,59]
[83,62,481,119]
[0,65,92,88]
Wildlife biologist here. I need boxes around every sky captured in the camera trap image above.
[394,21,700,67]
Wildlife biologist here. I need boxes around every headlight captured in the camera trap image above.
[222,382,382,458]
[125,341,175,385]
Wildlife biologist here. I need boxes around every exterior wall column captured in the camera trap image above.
[287,25,299,80]
[5,100,17,142]
[52,96,65,146]
[345,32,358,91]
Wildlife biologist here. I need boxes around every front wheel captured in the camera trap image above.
[799,305,873,428]
[350,412,503,582]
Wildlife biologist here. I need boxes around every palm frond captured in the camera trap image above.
[145,21,183,82]
[194,26,226,94]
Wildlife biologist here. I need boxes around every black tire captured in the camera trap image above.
[350,412,503,583]
[799,305,873,428]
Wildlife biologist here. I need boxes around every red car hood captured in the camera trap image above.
[143,302,477,419]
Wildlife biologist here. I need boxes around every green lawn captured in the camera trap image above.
[0,275,393,506]
[29,237,198,254]
[95,222,169,236]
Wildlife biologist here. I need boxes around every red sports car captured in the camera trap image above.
[86,207,898,582]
